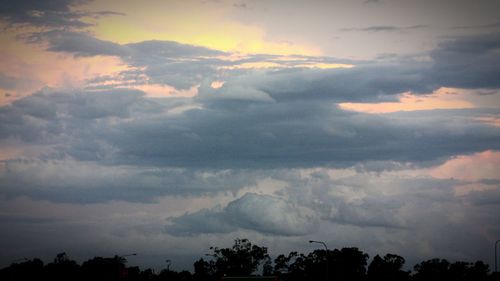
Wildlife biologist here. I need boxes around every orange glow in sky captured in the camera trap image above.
[0,30,130,104]
[338,88,476,114]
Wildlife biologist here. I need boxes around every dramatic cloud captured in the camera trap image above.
[30,30,500,102]
[2,87,498,175]
[167,193,319,236]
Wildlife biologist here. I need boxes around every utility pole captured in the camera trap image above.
[310,240,329,281]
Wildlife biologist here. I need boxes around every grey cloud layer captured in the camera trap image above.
[1,89,498,171]
[429,33,500,89]
[0,0,119,28]
[0,158,261,203]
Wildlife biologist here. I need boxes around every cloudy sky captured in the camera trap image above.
[0,0,499,272]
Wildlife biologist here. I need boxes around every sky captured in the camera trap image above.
[0,0,499,272]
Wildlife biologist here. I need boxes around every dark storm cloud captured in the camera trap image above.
[33,30,226,59]
[251,32,500,102]
[0,0,91,28]
[166,193,319,236]
[1,89,499,170]
[428,32,500,89]
[0,88,157,142]
[233,63,430,103]
[0,89,499,204]
[27,30,130,57]
[105,95,499,168]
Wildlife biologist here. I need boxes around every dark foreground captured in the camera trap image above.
[1,238,498,281]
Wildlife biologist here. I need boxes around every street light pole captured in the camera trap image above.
[116,253,137,280]
[166,259,171,271]
[309,240,329,281]
[119,253,137,260]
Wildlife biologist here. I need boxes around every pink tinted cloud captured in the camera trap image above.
[429,150,500,181]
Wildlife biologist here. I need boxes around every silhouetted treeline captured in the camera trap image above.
[1,238,498,281]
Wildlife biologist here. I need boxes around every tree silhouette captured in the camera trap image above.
[413,258,490,281]
[329,247,369,281]
[413,258,451,281]
[0,258,44,281]
[466,261,489,281]
[44,252,80,281]
[80,256,126,281]
[273,251,309,281]
[208,238,271,277]
[193,258,215,281]
[0,241,496,281]
[367,253,409,281]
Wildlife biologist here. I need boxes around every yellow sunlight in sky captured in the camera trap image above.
[84,0,320,56]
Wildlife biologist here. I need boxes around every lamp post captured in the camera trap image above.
[309,240,329,281]
[166,259,171,271]
[119,253,137,260]
[116,253,137,280]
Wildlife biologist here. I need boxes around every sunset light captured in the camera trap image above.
[0,0,499,278]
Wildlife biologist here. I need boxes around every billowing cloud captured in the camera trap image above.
[165,207,236,236]
[166,193,319,236]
